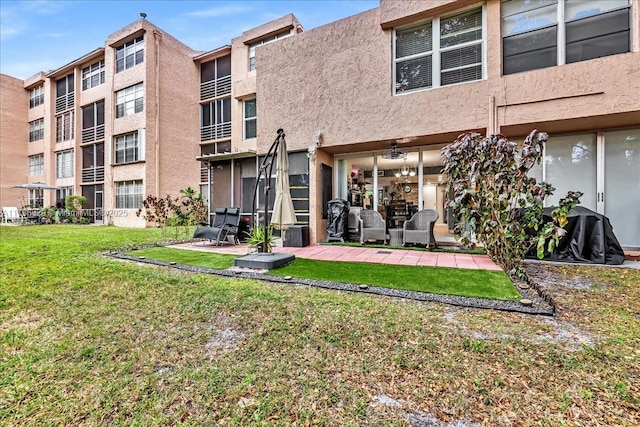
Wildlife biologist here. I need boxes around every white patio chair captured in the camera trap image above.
[2,207,25,224]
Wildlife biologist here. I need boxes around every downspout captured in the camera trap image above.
[488,95,497,135]
[154,30,162,196]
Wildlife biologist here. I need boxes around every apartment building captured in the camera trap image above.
[0,15,301,226]
[252,0,640,249]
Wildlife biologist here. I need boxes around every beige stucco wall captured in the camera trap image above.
[0,74,29,208]
[258,4,640,157]
[230,14,302,154]
[379,0,467,28]
[104,20,201,226]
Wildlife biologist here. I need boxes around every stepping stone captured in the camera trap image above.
[520,298,533,306]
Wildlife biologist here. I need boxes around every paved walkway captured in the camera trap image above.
[171,242,504,271]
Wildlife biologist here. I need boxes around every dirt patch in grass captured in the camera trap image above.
[204,316,245,361]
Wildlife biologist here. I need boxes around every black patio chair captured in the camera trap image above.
[193,207,228,245]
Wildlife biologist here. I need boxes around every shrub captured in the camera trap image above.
[136,188,207,241]
[442,130,582,279]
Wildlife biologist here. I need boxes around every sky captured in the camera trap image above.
[0,0,379,79]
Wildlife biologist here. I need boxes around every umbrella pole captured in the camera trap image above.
[251,129,285,253]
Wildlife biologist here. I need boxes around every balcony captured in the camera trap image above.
[55,93,74,113]
[200,75,231,100]
[82,166,105,183]
[200,122,231,142]
[81,125,105,143]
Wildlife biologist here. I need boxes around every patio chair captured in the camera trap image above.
[193,207,227,244]
[192,207,241,246]
[2,207,24,224]
[359,209,387,244]
[403,209,439,248]
[220,207,241,245]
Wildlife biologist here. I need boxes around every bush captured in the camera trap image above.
[136,188,207,241]
[442,130,582,279]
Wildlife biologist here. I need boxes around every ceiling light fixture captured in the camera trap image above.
[381,142,407,160]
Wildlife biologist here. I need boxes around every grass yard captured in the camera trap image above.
[1,225,639,426]
[130,246,520,300]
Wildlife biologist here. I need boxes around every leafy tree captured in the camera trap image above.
[442,130,582,279]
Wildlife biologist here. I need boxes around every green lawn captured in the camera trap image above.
[130,246,520,300]
[1,225,638,426]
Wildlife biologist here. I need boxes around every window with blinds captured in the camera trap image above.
[29,154,44,176]
[114,132,141,164]
[29,85,44,108]
[29,118,44,142]
[115,83,144,118]
[56,149,74,178]
[394,7,484,94]
[115,180,143,209]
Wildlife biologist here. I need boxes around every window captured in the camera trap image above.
[502,0,631,75]
[116,83,144,118]
[248,29,292,71]
[200,97,231,141]
[82,60,105,90]
[29,189,43,208]
[55,111,74,143]
[244,99,257,139]
[29,154,44,175]
[56,186,73,208]
[55,73,74,112]
[82,100,105,142]
[394,7,484,94]
[29,118,44,142]
[29,85,44,108]
[116,180,143,209]
[114,132,142,164]
[115,36,144,73]
[56,149,74,178]
[200,55,232,100]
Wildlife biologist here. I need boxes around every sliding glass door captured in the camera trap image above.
[604,129,640,248]
[543,130,639,249]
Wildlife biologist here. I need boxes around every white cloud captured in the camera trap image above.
[183,4,254,18]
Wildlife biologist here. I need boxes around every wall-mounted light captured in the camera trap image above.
[314,130,322,147]
[307,144,317,160]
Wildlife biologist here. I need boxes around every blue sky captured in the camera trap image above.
[0,0,378,79]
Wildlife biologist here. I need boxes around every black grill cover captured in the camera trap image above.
[528,206,625,265]
[326,199,350,239]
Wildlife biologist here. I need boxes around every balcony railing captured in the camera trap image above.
[200,122,231,142]
[82,166,105,183]
[55,93,75,113]
[200,75,231,100]
[81,124,105,143]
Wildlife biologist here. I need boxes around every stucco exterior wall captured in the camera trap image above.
[230,14,302,155]
[379,0,466,28]
[0,74,29,208]
[257,2,640,157]
[256,8,490,156]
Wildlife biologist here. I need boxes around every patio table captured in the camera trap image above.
[389,229,403,246]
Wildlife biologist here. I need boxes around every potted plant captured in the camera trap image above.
[248,223,276,253]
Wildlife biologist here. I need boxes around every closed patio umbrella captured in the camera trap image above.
[270,132,296,240]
